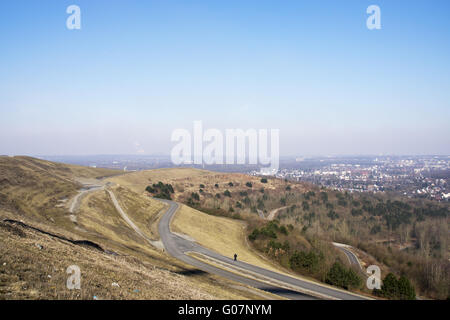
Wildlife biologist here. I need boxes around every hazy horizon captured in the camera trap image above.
[7,153,449,158]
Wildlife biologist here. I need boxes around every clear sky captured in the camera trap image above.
[0,0,449,156]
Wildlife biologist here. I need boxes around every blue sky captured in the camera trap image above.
[0,0,449,156]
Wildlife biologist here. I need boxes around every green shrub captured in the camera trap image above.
[398,276,416,300]
[251,221,282,240]
[325,261,362,290]
[290,250,322,273]
[248,229,260,241]
[191,192,200,201]
[320,191,328,202]
[376,273,416,300]
[327,210,339,220]
[370,225,381,234]
[154,192,171,200]
[302,201,310,211]
[279,225,288,235]
[267,240,290,251]
[147,182,174,199]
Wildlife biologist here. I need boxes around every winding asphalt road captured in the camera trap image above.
[332,242,367,277]
[157,200,370,300]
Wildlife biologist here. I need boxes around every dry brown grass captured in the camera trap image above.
[0,210,260,300]
[77,190,152,251]
[0,157,274,300]
[106,168,211,193]
[0,156,119,224]
[106,167,305,201]
[112,186,166,240]
[0,202,270,300]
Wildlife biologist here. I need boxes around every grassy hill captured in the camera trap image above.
[0,156,117,222]
[2,158,447,299]
[0,157,271,300]
[135,168,449,300]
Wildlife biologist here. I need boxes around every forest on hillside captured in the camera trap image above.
[149,175,449,299]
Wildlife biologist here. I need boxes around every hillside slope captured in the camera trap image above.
[119,166,448,299]
[0,157,269,300]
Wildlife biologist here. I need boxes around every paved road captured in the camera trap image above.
[332,242,366,276]
[158,200,369,300]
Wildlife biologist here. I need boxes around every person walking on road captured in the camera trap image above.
[234,253,237,261]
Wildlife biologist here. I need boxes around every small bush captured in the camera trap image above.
[191,192,200,201]
[376,273,416,300]
[290,250,322,274]
[325,262,362,290]
[248,229,260,241]
[146,182,174,199]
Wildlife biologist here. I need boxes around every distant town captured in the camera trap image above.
[252,155,449,202]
